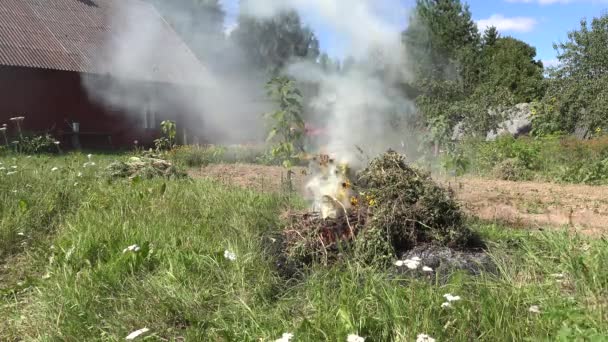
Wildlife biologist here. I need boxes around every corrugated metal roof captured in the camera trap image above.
[0,0,206,85]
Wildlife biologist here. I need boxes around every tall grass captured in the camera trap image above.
[445,135,608,184]
[1,153,606,341]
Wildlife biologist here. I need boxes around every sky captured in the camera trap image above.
[219,0,608,67]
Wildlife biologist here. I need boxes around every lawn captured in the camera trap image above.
[0,153,606,341]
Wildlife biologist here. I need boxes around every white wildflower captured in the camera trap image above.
[422,266,433,272]
[87,154,92,160]
[443,293,461,302]
[74,182,79,186]
[77,172,82,177]
[53,141,60,145]
[416,333,436,342]
[224,250,236,261]
[17,232,25,236]
[274,332,294,342]
[0,167,5,171]
[7,171,17,175]
[51,167,58,172]
[529,305,541,314]
[123,244,141,253]
[411,256,421,261]
[347,334,365,342]
[550,273,564,279]
[394,258,421,269]
[125,327,150,340]
[441,302,451,308]
[404,259,421,270]
[11,165,17,169]
[42,273,51,279]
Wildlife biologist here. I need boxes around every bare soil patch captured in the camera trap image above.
[441,176,608,235]
[190,164,608,234]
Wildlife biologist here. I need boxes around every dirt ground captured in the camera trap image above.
[190,164,608,235]
[440,176,608,235]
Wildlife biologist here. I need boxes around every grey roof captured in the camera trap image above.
[0,0,206,84]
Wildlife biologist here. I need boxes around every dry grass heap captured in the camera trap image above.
[107,156,187,180]
[281,150,477,266]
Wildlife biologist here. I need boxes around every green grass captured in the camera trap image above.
[443,135,608,185]
[1,153,607,341]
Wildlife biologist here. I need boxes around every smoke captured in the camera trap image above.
[83,0,417,159]
[82,0,270,144]
[242,0,417,167]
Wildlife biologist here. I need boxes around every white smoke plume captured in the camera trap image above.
[82,0,270,144]
[242,0,416,167]
[83,0,416,159]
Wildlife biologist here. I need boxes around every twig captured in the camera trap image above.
[326,195,355,238]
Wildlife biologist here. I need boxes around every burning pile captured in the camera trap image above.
[281,150,477,267]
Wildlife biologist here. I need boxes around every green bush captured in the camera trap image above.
[446,135,608,184]
[492,158,532,181]
[13,134,58,154]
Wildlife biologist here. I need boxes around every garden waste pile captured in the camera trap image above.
[107,155,187,180]
[280,150,480,267]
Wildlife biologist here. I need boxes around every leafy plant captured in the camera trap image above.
[154,120,177,152]
[264,76,306,168]
[14,133,57,154]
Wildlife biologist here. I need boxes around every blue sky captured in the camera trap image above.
[220,0,608,67]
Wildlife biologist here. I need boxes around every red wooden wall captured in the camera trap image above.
[0,65,192,149]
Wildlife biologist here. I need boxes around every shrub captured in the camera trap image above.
[492,158,532,181]
[14,133,58,154]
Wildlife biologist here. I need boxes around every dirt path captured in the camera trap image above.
[442,177,608,234]
[190,164,608,234]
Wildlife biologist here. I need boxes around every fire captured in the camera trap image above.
[305,153,354,219]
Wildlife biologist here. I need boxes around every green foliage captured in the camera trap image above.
[154,120,177,152]
[492,158,533,181]
[534,14,608,135]
[233,10,320,72]
[356,151,473,255]
[12,134,58,154]
[403,0,480,82]
[446,135,608,184]
[265,76,306,168]
[479,37,545,103]
[404,1,545,142]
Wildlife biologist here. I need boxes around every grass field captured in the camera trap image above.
[1,153,607,341]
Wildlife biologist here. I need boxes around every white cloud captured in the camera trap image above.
[477,14,538,33]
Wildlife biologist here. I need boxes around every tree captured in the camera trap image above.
[403,0,481,82]
[483,26,499,47]
[480,37,544,103]
[233,10,320,72]
[553,15,608,79]
[533,14,608,136]
[402,0,483,145]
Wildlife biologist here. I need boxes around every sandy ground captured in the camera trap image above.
[190,164,608,235]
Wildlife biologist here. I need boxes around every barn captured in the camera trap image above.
[0,0,207,149]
